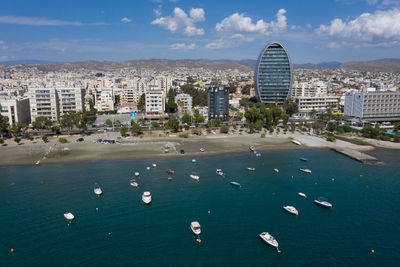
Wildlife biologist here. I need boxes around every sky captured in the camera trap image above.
[1,0,400,63]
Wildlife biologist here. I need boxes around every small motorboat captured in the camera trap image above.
[166,169,175,175]
[291,140,301,145]
[230,181,241,187]
[94,187,103,196]
[168,177,173,181]
[190,221,201,235]
[142,191,152,204]
[200,148,205,152]
[247,167,255,171]
[192,159,196,163]
[146,166,151,170]
[35,160,41,166]
[298,192,307,198]
[152,163,157,168]
[274,168,279,173]
[314,197,332,208]
[256,153,261,157]
[190,173,199,181]
[64,212,75,221]
[299,157,308,162]
[216,169,224,176]
[130,179,139,188]
[249,145,255,152]
[134,171,140,177]
[299,167,312,174]
[259,232,279,248]
[283,205,298,216]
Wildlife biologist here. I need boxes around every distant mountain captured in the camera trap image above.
[340,58,400,73]
[294,61,342,69]
[0,59,58,65]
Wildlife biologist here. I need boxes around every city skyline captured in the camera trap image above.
[1,0,400,63]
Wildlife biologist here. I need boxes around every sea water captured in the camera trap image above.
[1,148,399,266]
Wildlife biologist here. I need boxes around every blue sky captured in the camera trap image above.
[1,0,400,63]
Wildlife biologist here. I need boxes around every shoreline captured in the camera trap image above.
[0,131,384,167]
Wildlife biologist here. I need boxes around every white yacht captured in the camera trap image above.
[190,221,201,235]
[64,212,75,221]
[291,140,301,145]
[130,179,139,188]
[299,167,312,174]
[283,205,299,216]
[190,173,200,181]
[94,187,103,196]
[134,171,140,177]
[216,169,224,176]
[247,167,255,171]
[274,168,279,173]
[298,192,307,198]
[146,166,151,170]
[259,232,279,248]
[142,191,152,204]
[152,163,157,168]
[314,198,332,208]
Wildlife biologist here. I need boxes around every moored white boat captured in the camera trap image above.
[152,163,157,168]
[299,167,312,174]
[142,191,152,204]
[230,181,241,187]
[274,168,279,173]
[35,160,41,166]
[259,232,279,248]
[192,159,196,163]
[249,145,255,152]
[314,197,332,208]
[64,212,75,221]
[130,179,139,188]
[94,187,103,196]
[190,221,201,235]
[190,173,200,181]
[146,166,151,170]
[283,205,298,215]
[134,171,140,177]
[216,169,224,176]
[200,147,205,152]
[247,167,255,171]
[298,192,307,198]
[291,140,301,145]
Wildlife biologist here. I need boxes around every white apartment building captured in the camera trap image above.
[295,96,339,115]
[145,90,165,115]
[292,81,327,98]
[28,88,59,122]
[0,96,30,125]
[57,88,85,117]
[344,89,400,121]
[175,93,193,114]
[94,88,114,112]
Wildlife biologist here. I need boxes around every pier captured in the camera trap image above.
[331,147,380,164]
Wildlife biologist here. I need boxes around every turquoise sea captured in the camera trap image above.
[1,148,400,266]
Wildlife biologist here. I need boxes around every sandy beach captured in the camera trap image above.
[0,131,384,166]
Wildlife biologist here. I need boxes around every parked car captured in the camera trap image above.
[76,137,84,142]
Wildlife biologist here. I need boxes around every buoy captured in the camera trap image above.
[291,176,293,179]
[10,248,14,253]
[96,208,99,211]
[360,174,363,177]
[366,185,368,189]
[208,210,210,214]
[197,238,201,243]
[371,249,374,254]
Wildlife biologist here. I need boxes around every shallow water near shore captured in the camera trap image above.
[1,148,399,266]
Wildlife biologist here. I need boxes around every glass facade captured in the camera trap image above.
[255,42,293,105]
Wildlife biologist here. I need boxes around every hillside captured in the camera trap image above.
[340,59,400,73]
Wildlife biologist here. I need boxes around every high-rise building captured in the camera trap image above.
[145,90,165,116]
[0,96,31,125]
[57,88,85,117]
[208,86,229,121]
[255,41,293,105]
[175,93,193,115]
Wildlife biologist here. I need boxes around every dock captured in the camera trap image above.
[331,147,380,164]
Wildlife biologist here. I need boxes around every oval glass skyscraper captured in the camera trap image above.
[255,41,293,105]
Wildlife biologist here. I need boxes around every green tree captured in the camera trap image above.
[281,113,289,128]
[272,106,282,126]
[241,84,252,95]
[114,95,121,107]
[0,114,9,138]
[105,119,113,127]
[9,123,26,137]
[115,120,121,125]
[244,108,262,123]
[193,110,205,124]
[220,125,229,134]
[283,99,298,116]
[138,94,146,112]
[131,122,142,136]
[33,116,52,136]
[181,113,192,124]
[42,136,48,143]
[310,109,317,119]
[166,118,180,132]
[180,84,208,106]
[61,112,75,134]
[120,126,128,137]
[166,97,178,113]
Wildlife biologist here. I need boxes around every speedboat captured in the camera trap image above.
[200,148,205,152]
[216,169,224,176]
[299,167,312,174]
[256,152,261,157]
[192,159,196,163]
[274,168,279,173]
[291,140,301,145]
[247,167,255,171]
[146,166,151,170]
[152,163,157,168]
[35,160,41,166]
[142,191,152,204]
[64,212,75,221]
[299,157,308,162]
[190,173,200,181]
[314,197,332,208]
[190,221,201,235]
[94,187,103,196]
[259,232,279,248]
[283,205,299,215]
[168,177,173,181]
[230,181,241,187]
[298,192,307,198]
[130,179,139,188]
[134,171,140,177]
[166,169,175,175]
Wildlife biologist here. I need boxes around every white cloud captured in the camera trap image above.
[206,9,287,49]
[169,43,196,50]
[0,15,105,26]
[151,7,205,36]
[316,8,400,47]
[121,17,132,23]
[305,24,312,29]
[153,5,162,17]
[0,40,4,45]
